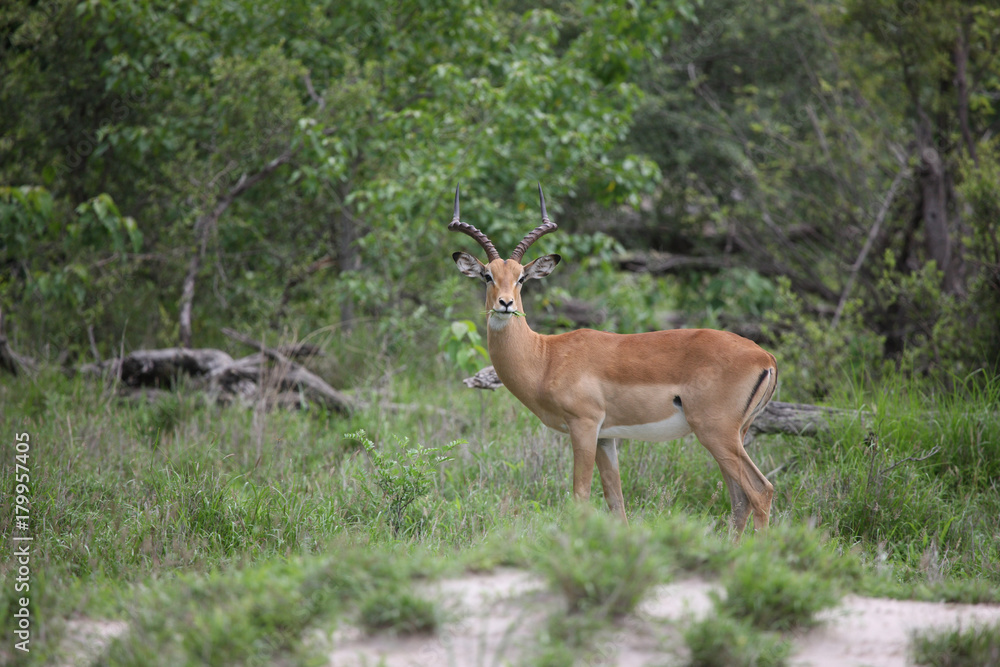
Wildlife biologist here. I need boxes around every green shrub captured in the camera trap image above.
[533,612,612,666]
[684,612,790,667]
[104,557,344,666]
[348,429,457,536]
[534,509,665,618]
[357,587,441,636]
[650,512,733,574]
[910,622,1000,667]
[716,526,852,632]
[716,551,839,631]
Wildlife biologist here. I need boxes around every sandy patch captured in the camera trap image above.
[55,618,129,667]
[792,594,1000,667]
[323,571,1000,667]
[325,568,552,666]
[51,570,1000,666]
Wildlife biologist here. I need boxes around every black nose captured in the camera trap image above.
[498,298,513,310]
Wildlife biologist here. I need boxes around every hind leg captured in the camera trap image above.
[697,428,774,534]
[722,471,753,534]
[595,438,628,523]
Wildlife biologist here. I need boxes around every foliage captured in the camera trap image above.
[760,277,879,401]
[0,0,689,355]
[348,428,457,536]
[4,2,1000,660]
[683,612,790,667]
[357,586,441,636]
[1,367,1000,661]
[626,0,1000,380]
[101,543,425,666]
[715,548,841,632]
[910,623,1000,667]
[533,509,665,618]
[438,319,488,379]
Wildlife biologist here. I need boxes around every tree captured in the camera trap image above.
[2,0,691,356]
[623,0,1000,377]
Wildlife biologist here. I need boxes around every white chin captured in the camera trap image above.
[489,312,514,328]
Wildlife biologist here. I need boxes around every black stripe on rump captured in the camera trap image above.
[743,368,771,418]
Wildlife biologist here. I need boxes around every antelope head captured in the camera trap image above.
[450,185,561,327]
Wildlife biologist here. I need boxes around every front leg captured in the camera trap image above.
[567,420,600,504]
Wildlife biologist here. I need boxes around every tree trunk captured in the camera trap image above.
[918,146,950,283]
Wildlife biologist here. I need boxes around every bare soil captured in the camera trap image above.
[324,569,1000,667]
[53,569,1000,666]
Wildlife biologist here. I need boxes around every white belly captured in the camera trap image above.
[598,411,692,442]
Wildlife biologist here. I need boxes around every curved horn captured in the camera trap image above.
[510,183,558,262]
[447,185,500,262]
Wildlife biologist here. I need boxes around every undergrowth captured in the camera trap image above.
[0,366,998,664]
[910,622,1000,667]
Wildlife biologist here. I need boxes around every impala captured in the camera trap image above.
[449,185,778,533]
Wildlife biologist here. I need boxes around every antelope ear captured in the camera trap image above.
[522,254,561,281]
[453,251,488,281]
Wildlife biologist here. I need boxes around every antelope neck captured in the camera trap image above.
[486,312,545,394]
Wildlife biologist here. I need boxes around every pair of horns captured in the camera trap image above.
[448,184,557,262]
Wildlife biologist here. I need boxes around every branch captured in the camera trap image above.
[878,445,941,477]
[832,162,910,327]
[220,327,323,361]
[954,23,978,168]
[303,71,325,112]
[178,147,296,348]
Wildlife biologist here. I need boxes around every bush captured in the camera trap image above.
[684,612,790,667]
[534,509,665,618]
[715,525,852,632]
[910,622,1000,667]
[348,429,457,536]
[357,587,441,636]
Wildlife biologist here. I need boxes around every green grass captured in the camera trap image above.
[910,622,1000,667]
[1,365,999,664]
[534,508,665,617]
[683,612,791,667]
[357,586,442,636]
[714,540,846,632]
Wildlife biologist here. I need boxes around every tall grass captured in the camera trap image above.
[1,364,999,663]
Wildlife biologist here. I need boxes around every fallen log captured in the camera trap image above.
[82,348,236,387]
[748,401,862,437]
[210,351,356,413]
[81,342,354,413]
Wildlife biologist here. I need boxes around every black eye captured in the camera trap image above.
[484,274,493,283]
[517,275,526,284]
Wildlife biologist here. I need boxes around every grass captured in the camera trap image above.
[910,622,1000,666]
[1,362,999,664]
[683,612,791,667]
[357,586,442,636]
[534,508,665,617]
[712,523,859,632]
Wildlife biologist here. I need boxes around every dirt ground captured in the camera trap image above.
[325,569,1000,667]
[55,568,1000,666]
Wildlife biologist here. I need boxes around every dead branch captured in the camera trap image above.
[220,327,324,361]
[178,147,296,348]
[80,344,354,414]
[832,162,910,327]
